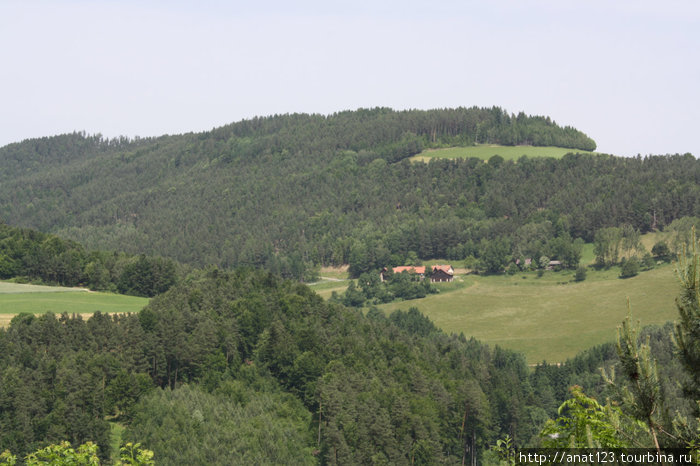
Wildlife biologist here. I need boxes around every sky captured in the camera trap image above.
[1,0,698,156]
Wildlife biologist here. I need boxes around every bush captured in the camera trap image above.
[574,266,587,282]
[619,257,639,278]
[651,241,672,262]
[641,252,655,271]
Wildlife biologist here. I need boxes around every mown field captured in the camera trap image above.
[379,264,679,364]
[0,281,149,327]
[410,144,595,162]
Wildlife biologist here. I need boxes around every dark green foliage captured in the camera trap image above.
[641,251,656,270]
[0,222,179,297]
[123,384,315,465]
[619,256,640,278]
[652,240,672,262]
[389,307,438,337]
[479,238,511,274]
[117,255,177,297]
[675,240,700,405]
[0,268,546,463]
[608,312,663,449]
[574,265,587,282]
[2,116,698,278]
[341,270,437,307]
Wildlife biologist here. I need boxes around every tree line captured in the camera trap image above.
[0,222,179,297]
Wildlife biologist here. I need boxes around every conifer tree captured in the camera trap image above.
[674,229,700,404]
[604,307,662,452]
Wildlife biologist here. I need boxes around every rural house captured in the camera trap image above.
[381,266,426,281]
[431,265,454,282]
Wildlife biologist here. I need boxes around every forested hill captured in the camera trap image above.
[0,268,545,463]
[1,107,698,279]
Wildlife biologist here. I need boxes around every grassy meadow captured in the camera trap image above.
[0,281,149,327]
[310,233,681,363]
[379,264,679,364]
[410,144,595,162]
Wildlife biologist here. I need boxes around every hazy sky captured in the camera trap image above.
[1,0,698,156]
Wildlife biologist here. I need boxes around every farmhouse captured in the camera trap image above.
[381,266,426,281]
[431,265,454,283]
[380,265,455,282]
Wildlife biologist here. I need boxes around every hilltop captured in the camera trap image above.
[0,107,697,283]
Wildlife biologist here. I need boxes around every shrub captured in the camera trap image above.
[619,257,639,278]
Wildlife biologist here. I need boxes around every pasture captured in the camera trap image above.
[410,144,594,162]
[0,281,149,327]
[378,264,680,364]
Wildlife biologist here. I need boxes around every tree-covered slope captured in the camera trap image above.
[1,107,698,279]
[0,268,544,464]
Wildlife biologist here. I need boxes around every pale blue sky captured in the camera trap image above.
[1,0,698,156]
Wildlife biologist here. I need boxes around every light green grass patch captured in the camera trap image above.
[319,266,350,280]
[0,291,148,315]
[379,264,679,364]
[580,243,596,265]
[411,145,594,162]
[309,280,350,300]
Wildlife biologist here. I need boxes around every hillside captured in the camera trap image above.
[0,107,698,284]
[379,264,679,363]
[0,269,544,463]
[0,109,698,462]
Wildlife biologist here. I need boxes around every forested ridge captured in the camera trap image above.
[0,107,608,275]
[1,108,697,281]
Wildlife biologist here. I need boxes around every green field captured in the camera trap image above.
[411,145,594,162]
[379,264,680,364]
[309,279,351,299]
[0,281,149,326]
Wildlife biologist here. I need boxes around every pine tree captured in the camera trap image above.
[674,229,700,406]
[604,306,662,451]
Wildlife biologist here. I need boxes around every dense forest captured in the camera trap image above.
[0,268,538,463]
[0,109,697,281]
[0,108,610,277]
[0,223,180,297]
[0,265,697,464]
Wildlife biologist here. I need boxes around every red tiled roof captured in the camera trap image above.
[392,266,426,274]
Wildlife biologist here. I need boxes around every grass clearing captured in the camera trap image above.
[309,280,351,300]
[0,291,148,315]
[319,265,349,280]
[411,145,594,162]
[0,281,149,327]
[379,264,680,364]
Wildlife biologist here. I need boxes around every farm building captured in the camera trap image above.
[431,265,454,282]
[381,266,426,281]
